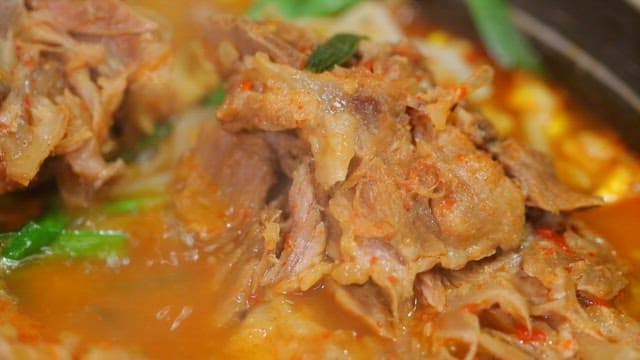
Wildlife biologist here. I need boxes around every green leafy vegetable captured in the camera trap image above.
[1,209,68,260]
[248,0,361,19]
[102,197,164,215]
[53,230,127,259]
[305,33,364,73]
[122,121,173,162]
[202,86,226,106]
[0,232,16,244]
[466,0,542,71]
[137,121,173,149]
[0,207,129,262]
[103,198,145,214]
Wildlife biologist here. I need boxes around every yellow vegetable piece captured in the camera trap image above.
[480,104,514,136]
[595,165,632,202]
[508,73,556,112]
[427,30,450,45]
[545,111,570,139]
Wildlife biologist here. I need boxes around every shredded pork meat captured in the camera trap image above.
[490,139,603,212]
[0,0,169,204]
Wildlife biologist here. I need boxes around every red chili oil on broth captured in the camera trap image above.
[5,208,230,358]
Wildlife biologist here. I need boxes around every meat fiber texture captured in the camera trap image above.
[0,0,169,205]
[169,16,638,358]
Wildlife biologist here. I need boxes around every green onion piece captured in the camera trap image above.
[247,0,361,19]
[201,86,226,106]
[0,232,16,244]
[1,209,68,260]
[466,0,542,71]
[137,121,173,149]
[102,198,145,214]
[52,229,127,259]
[122,121,173,162]
[297,0,361,17]
[246,0,268,19]
[102,197,163,215]
[305,33,364,73]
